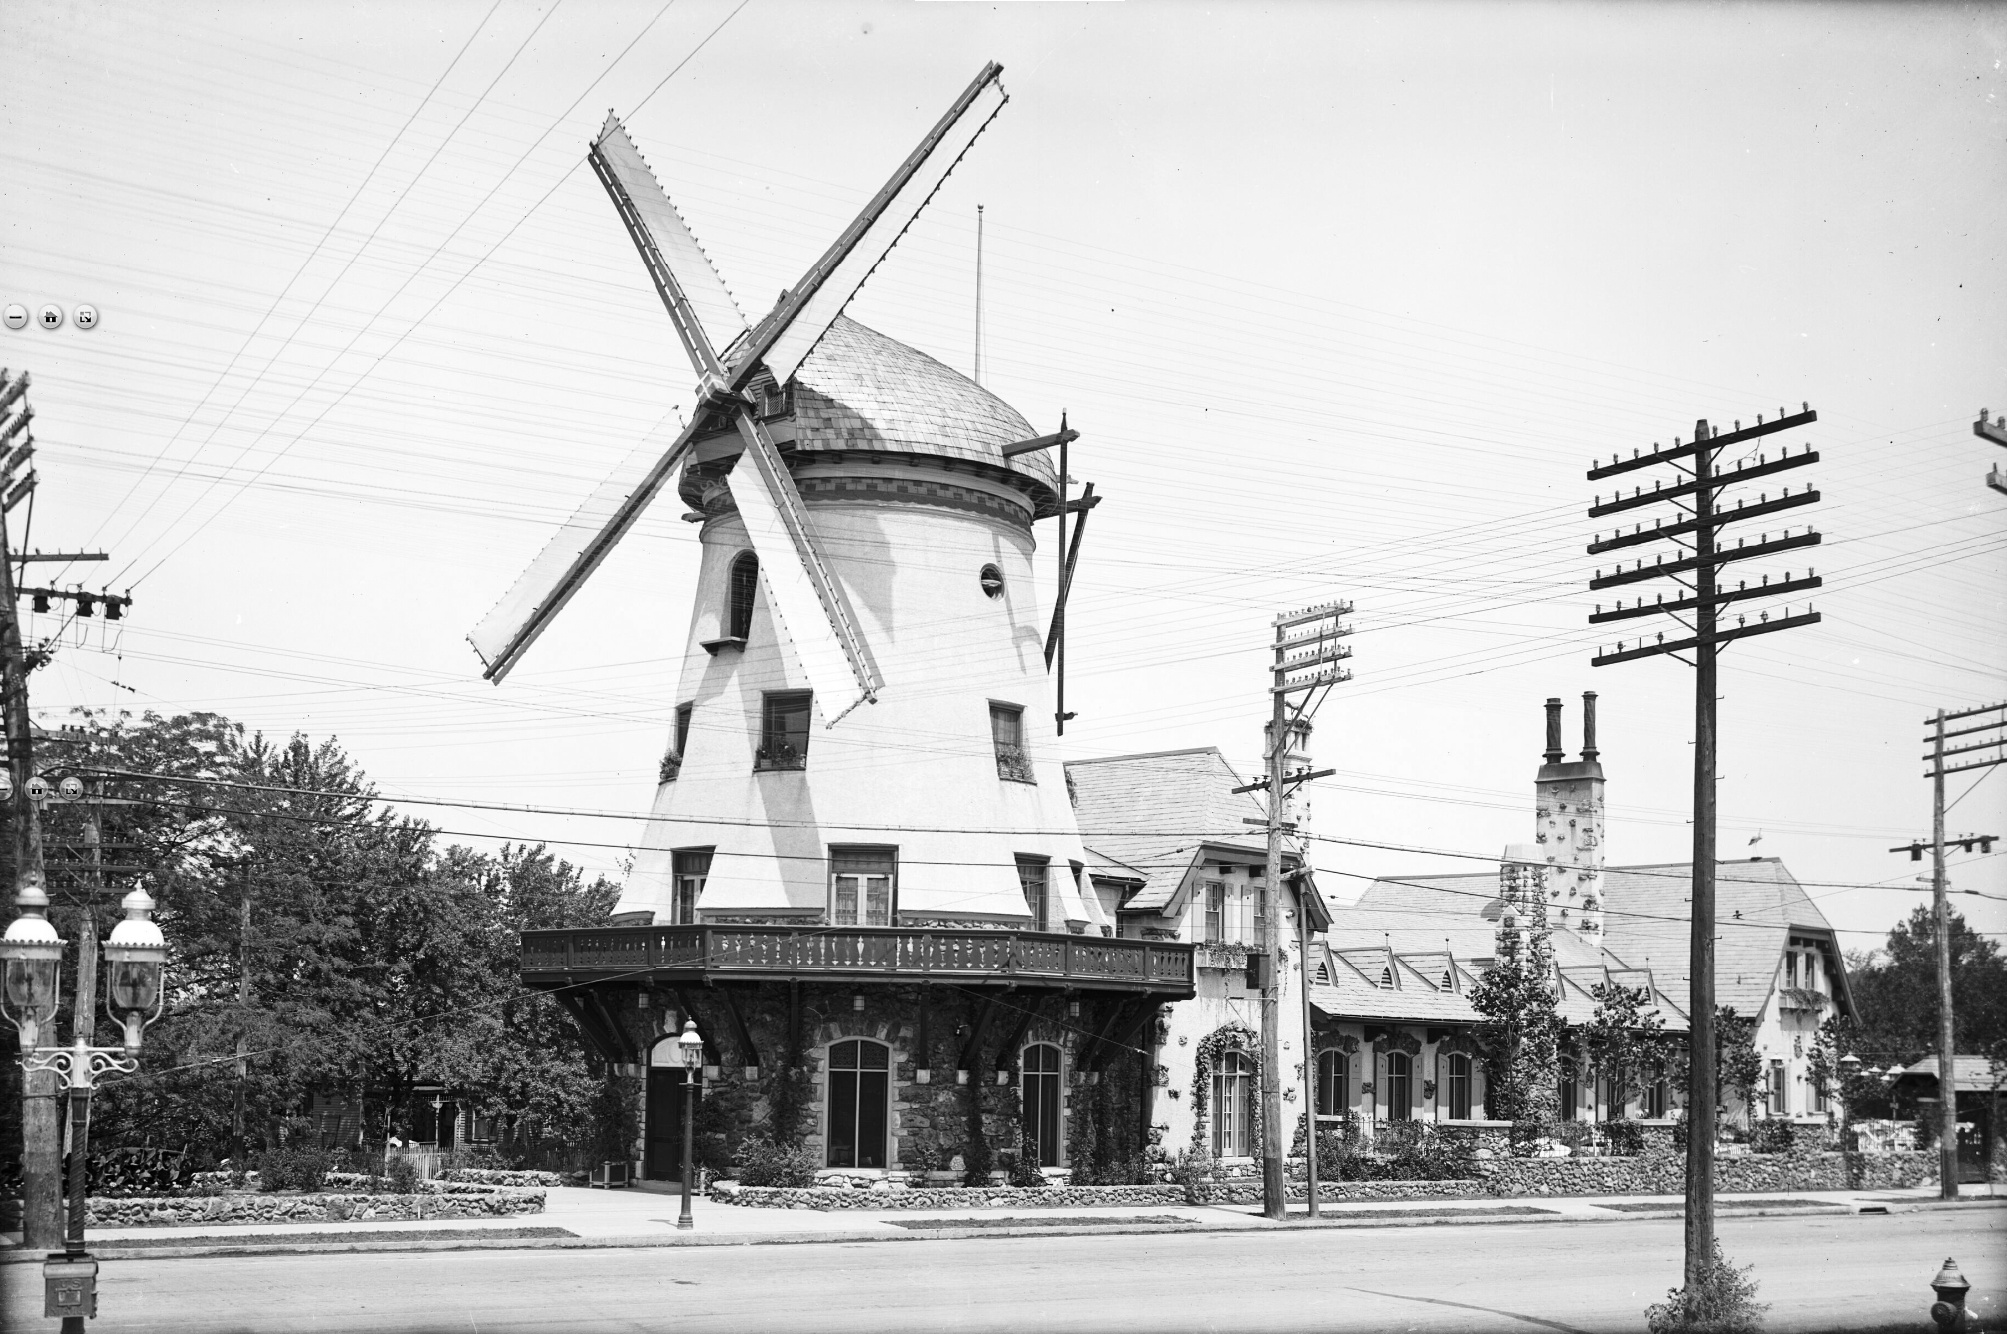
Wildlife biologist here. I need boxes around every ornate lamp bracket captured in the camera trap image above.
[22,1044,139,1094]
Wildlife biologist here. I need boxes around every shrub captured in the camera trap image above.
[1603,1119,1646,1157]
[1383,1123,1477,1181]
[81,1148,195,1198]
[261,1146,333,1193]
[1005,1144,1048,1188]
[732,1134,817,1189]
[902,1142,942,1178]
[1644,1240,1768,1333]
[1172,1147,1217,1203]
[1747,1119,1795,1155]
[385,1156,420,1195]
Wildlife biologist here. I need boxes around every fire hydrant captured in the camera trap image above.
[1930,1257,1972,1331]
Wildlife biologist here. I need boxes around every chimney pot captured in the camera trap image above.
[1581,691,1600,762]
[1543,697,1564,765]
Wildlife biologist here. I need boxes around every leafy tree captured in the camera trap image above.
[3,710,621,1169]
[1470,875,1562,1122]
[1844,905,2007,1070]
[1583,981,1672,1111]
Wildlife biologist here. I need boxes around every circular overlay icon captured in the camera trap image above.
[25,775,50,801]
[3,304,26,331]
[58,775,84,800]
[74,304,98,330]
[37,304,64,331]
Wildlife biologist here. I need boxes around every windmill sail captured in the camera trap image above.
[467,415,698,681]
[728,417,881,723]
[591,115,747,362]
[469,65,1008,692]
[742,62,1008,386]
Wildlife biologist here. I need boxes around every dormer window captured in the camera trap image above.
[1440,967,1453,991]
[1378,965,1393,989]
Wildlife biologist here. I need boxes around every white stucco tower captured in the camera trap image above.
[1533,693,1606,939]
[617,317,1101,933]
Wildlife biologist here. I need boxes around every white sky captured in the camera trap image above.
[3,0,2002,955]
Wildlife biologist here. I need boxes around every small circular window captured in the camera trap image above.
[979,564,1005,599]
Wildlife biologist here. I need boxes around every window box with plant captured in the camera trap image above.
[990,703,1035,783]
[756,691,812,772]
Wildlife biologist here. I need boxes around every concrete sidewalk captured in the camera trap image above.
[4,1180,1999,1259]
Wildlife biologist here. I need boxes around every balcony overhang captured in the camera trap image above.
[520,923,1195,999]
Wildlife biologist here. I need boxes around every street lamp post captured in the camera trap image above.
[2,885,166,1331]
[677,1019,703,1230]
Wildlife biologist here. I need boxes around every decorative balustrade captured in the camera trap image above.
[520,923,1194,995]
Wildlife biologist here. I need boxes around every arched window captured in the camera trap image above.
[728,552,759,640]
[1384,1051,1413,1122]
[1022,1044,1062,1168]
[826,1040,890,1168]
[1444,1052,1473,1120]
[1378,965,1393,989]
[1212,1050,1253,1158]
[1315,1049,1347,1118]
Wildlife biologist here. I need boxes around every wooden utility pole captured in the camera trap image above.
[1931,709,1955,1200]
[1917,702,2005,1199]
[1,366,62,1249]
[1260,601,1351,1221]
[1585,406,1823,1291]
[0,366,131,1248]
[1685,429,1720,1285]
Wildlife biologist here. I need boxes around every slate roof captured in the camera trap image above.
[1065,748,1278,913]
[1597,859,1842,1018]
[790,315,1059,501]
[1347,858,1836,1022]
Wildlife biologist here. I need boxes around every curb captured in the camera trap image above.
[13,1195,1996,1262]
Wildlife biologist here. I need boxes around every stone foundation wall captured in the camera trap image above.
[709,1179,1481,1209]
[1476,1149,1936,1197]
[84,1188,546,1228]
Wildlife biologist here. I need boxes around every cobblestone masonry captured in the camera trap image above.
[709,1180,1480,1209]
[83,1188,545,1228]
[709,1146,1933,1208]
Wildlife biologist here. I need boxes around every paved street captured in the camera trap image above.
[5,1208,1997,1334]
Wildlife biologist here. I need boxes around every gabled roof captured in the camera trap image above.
[1598,859,1843,1019]
[1349,858,1842,1022]
[1065,748,1281,913]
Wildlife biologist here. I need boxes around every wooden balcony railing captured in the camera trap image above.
[519,924,1194,996]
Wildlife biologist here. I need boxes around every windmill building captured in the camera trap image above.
[483,67,1195,1182]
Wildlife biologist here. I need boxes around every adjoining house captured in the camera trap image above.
[1315,694,1854,1131]
[1065,738,1327,1167]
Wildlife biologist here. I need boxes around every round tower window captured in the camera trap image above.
[979,565,1005,599]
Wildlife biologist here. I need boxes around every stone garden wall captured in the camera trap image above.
[84,1188,545,1228]
[709,1179,1482,1209]
[1476,1148,1935,1197]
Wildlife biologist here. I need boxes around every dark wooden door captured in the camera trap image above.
[646,1069,693,1180]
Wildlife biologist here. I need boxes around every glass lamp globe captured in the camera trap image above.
[677,1019,704,1072]
[103,888,167,1050]
[1,879,66,1037]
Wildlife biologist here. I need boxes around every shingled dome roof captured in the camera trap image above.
[788,316,1058,495]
